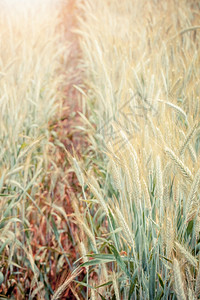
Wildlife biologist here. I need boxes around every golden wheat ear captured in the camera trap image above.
[52,268,83,300]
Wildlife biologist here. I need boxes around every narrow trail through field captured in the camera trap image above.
[53,2,84,227]
[59,1,83,152]
[33,1,86,298]
[54,2,85,214]
[47,1,86,298]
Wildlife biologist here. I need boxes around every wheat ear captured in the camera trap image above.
[185,169,200,219]
[130,151,141,201]
[175,242,198,268]
[142,177,151,210]
[173,258,186,300]
[166,216,174,258]
[77,218,97,250]
[185,264,194,291]
[89,183,109,215]
[195,260,200,297]
[179,122,198,156]
[112,272,120,300]
[165,147,193,181]
[111,159,121,191]
[187,288,196,300]
[52,268,83,300]
[156,156,163,217]
[188,144,197,163]
[116,207,134,248]
[90,288,96,300]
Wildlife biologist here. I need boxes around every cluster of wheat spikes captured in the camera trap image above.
[0,1,70,297]
[72,0,200,298]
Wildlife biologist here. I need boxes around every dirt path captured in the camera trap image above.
[29,2,86,297]
[48,1,86,298]
[59,0,83,152]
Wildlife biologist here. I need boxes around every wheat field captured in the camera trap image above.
[1,0,200,299]
[72,0,200,299]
